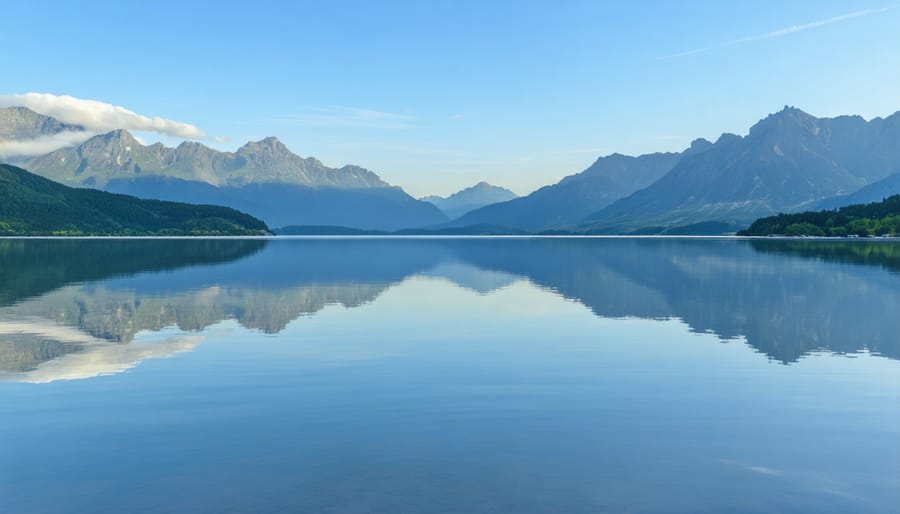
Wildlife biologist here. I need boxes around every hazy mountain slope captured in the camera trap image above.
[421,182,518,219]
[443,145,704,231]
[814,173,900,210]
[584,107,900,231]
[14,121,447,230]
[0,164,268,235]
[105,176,448,230]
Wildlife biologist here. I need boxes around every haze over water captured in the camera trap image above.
[0,238,898,513]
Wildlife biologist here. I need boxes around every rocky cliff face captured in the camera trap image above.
[24,129,390,189]
[584,107,900,231]
[0,106,84,141]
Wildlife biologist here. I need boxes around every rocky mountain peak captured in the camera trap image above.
[106,129,137,142]
[688,138,713,153]
[750,105,820,138]
[0,105,85,140]
[2,106,39,118]
[447,181,516,198]
[175,140,217,157]
[715,133,742,145]
[237,136,290,156]
[76,130,140,153]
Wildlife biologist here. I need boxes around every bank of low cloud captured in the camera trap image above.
[0,92,206,157]
[0,130,96,158]
[0,93,204,138]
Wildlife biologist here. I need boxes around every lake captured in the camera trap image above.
[0,237,898,513]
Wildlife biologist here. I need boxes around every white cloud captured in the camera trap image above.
[0,130,96,158]
[6,335,203,383]
[0,318,204,384]
[664,6,894,59]
[0,92,204,139]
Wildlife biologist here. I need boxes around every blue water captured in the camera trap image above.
[0,238,898,513]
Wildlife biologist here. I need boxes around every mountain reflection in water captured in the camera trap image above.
[1,237,898,381]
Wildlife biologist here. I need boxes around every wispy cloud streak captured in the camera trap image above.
[0,131,96,157]
[664,6,894,58]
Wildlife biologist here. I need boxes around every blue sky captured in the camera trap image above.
[3,0,899,196]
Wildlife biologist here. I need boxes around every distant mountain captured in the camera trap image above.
[814,173,900,210]
[0,163,268,235]
[421,182,518,219]
[0,106,84,141]
[584,107,900,232]
[442,142,710,231]
[15,125,446,230]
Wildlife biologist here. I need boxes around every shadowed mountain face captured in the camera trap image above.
[585,108,900,231]
[1,237,898,381]
[444,148,697,231]
[104,176,448,231]
[815,173,900,211]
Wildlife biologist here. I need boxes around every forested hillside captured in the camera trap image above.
[0,164,269,236]
[739,195,900,236]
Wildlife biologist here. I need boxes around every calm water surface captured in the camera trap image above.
[0,238,898,513]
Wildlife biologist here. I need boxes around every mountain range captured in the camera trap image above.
[448,107,900,233]
[582,107,900,232]
[421,182,518,219]
[444,140,712,231]
[1,107,446,231]
[3,105,900,233]
[25,129,388,189]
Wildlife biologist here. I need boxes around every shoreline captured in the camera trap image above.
[2,234,899,241]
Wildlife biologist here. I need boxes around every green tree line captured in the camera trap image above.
[739,195,900,237]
